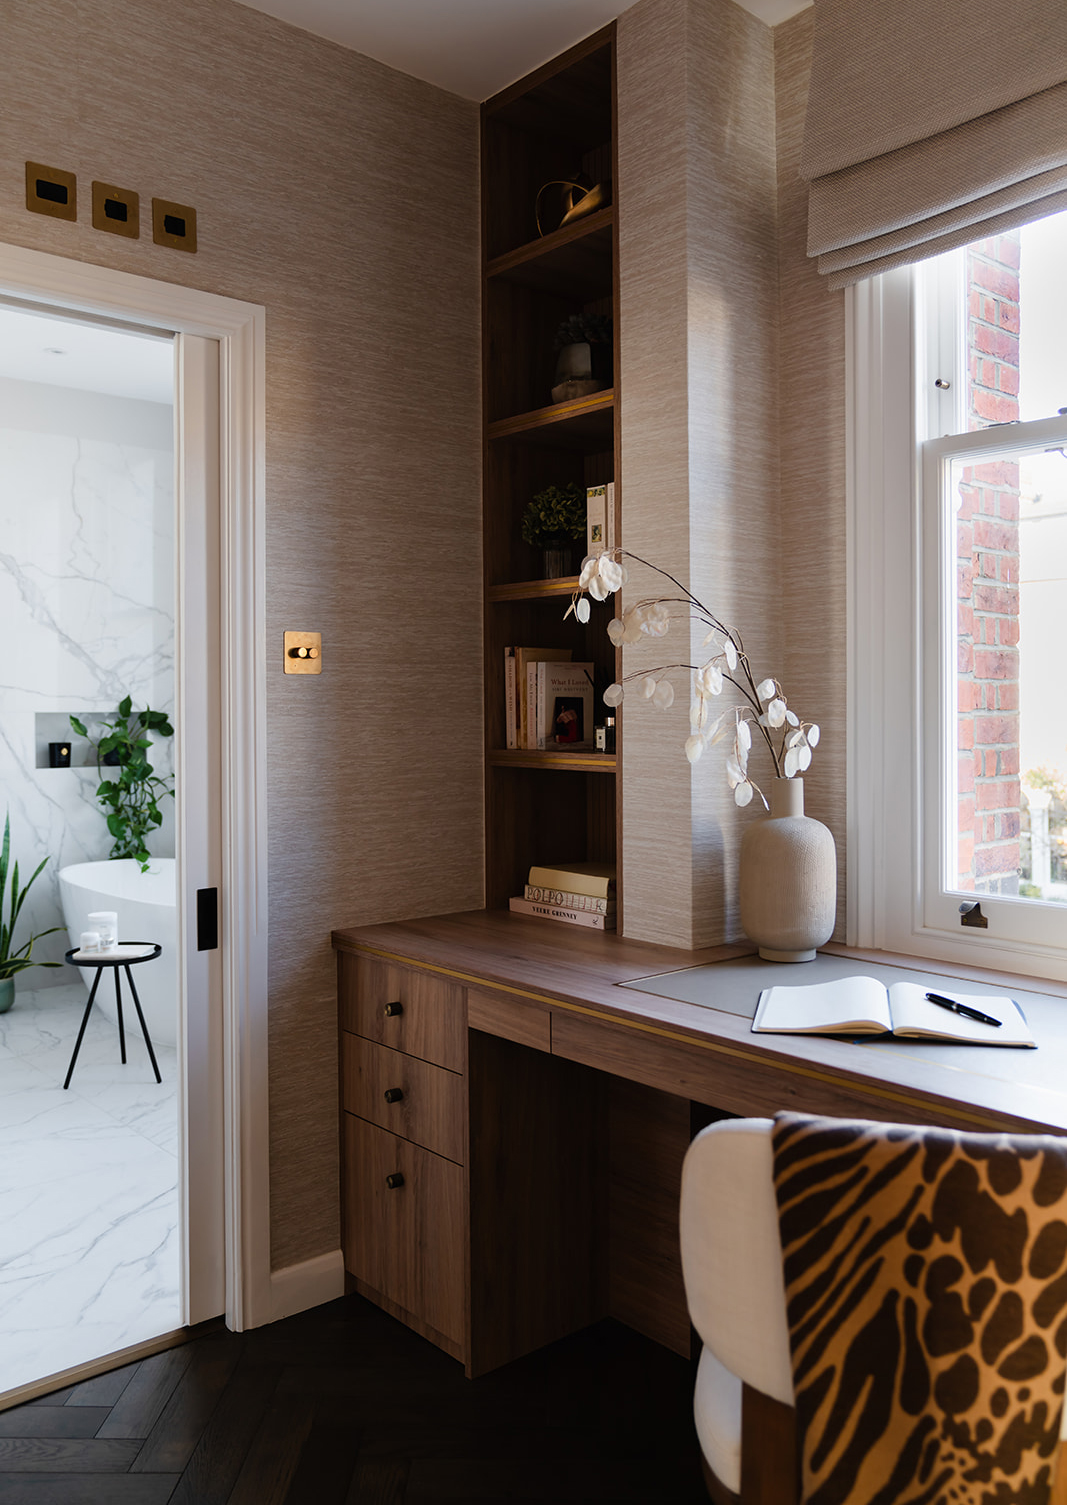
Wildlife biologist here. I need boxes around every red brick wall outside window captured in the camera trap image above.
[956,235,1021,895]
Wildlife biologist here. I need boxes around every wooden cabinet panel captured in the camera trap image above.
[339,952,465,1071]
[342,1114,464,1347]
[342,1033,464,1164]
[467,989,551,1053]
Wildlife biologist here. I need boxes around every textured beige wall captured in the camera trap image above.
[774,11,847,938]
[0,0,482,1270]
[617,0,780,949]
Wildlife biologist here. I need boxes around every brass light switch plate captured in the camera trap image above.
[284,631,322,674]
[26,162,76,221]
[152,197,197,253]
[92,180,139,238]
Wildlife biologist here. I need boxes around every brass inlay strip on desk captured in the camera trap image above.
[346,942,1019,1131]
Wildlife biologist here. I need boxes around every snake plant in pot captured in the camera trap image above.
[0,811,62,1013]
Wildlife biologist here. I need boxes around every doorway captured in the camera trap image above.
[0,242,270,1404]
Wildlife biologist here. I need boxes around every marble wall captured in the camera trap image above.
[0,375,175,984]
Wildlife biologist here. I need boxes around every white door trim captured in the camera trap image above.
[0,242,271,1330]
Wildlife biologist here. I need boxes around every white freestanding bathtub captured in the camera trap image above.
[57,859,177,1048]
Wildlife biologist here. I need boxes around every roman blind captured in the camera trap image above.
[801,0,1067,288]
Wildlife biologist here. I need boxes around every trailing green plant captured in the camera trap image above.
[520,482,587,549]
[553,312,612,350]
[0,811,62,982]
[71,697,174,872]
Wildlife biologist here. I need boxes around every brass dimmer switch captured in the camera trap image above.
[284,631,322,674]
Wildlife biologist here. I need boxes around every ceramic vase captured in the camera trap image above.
[739,777,836,962]
[0,977,14,1014]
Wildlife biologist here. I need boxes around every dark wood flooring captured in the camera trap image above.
[0,1294,708,1502]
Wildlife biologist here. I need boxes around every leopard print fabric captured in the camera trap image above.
[771,1112,1067,1505]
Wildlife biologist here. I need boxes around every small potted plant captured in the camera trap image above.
[520,482,587,578]
[0,811,62,1013]
[551,313,612,404]
[70,698,175,873]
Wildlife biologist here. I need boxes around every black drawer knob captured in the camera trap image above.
[385,1172,405,1190]
[384,1087,404,1104]
[383,1001,403,1017]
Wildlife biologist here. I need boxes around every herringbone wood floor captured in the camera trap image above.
[0,1294,708,1502]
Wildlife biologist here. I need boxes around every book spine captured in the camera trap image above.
[606,480,616,552]
[586,484,607,556]
[524,884,615,913]
[535,661,548,751]
[509,896,616,930]
[504,647,517,750]
[525,661,538,750]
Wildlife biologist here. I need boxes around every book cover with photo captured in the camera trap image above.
[535,661,595,750]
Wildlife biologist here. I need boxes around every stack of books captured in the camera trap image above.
[509,861,617,930]
[503,649,595,751]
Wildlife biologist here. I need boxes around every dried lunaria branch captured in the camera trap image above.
[565,550,820,809]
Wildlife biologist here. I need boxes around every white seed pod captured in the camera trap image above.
[807,723,821,747]
[756,678,776,701]
[685,734,706,764]
[603,683,624,706]
[576,597,590,624]
[652,678,675,710]
[734,779,754,807]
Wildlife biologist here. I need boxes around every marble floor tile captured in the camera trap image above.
[0,984,180,1397]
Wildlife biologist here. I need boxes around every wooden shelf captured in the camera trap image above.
[487,391,614,448]
[489,749,617,773]
[487,576,578,603]
[487,208,613,299]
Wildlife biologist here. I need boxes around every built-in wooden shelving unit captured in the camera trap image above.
[481,25,620,911]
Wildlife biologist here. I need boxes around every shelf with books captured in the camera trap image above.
[482,25,619,916]
[486,391,613,448]
[486,208,613,299]
[489,749,617,773]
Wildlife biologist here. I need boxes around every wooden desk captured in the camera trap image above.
[332,910,1067,1378]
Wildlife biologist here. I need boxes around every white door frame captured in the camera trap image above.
[0,241,271,1330]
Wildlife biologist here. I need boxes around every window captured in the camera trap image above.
[849,210,1067,980]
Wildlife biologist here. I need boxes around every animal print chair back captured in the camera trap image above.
[771,1112,1067,1505]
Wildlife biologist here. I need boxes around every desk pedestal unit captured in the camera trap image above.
[334,912,1067,1380]
[63,944,163,1090]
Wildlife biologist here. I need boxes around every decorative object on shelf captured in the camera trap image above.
[520,483,586,579]
[534,176,609,238]
[48,741,71,768]
[70,697,174,872]
[551,313,612,404]
[566,550,835,961]
[0,809,62,1012]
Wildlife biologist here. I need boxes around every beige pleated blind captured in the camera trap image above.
[801,0,1067,288]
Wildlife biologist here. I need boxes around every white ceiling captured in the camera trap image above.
[0,305,174,405]
[234,0,811,101]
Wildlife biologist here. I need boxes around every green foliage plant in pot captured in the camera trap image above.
[521,482,586,579]
[70,698,175,873]
[0,811,62,1013]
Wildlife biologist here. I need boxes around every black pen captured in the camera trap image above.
[926,992,1001,1027]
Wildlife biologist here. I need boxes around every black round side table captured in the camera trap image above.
[63,943,163,1090]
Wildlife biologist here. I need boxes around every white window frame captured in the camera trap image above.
[848,262,1067,983]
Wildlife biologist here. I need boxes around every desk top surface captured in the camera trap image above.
[332,910,1067,1136]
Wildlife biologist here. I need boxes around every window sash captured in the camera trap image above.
[848,270,1067,982]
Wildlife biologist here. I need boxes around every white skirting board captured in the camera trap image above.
[270,1248,346,1323]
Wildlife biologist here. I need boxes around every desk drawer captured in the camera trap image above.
[343,1113,464,1346]
[339,952,465,1071]
[342,1033,464,1164]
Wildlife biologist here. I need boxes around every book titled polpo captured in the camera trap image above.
[509,896,616,930]
[524,884,615,913]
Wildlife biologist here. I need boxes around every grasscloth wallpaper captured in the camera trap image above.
[775,9,847,940]
[0,0,482,1271]
[617,0,782,950]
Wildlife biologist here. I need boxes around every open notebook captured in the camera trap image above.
[752,975,1035,1047]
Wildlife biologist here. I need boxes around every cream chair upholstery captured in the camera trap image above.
[679,1118,793,1496]
[680,1116,1067,1502]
